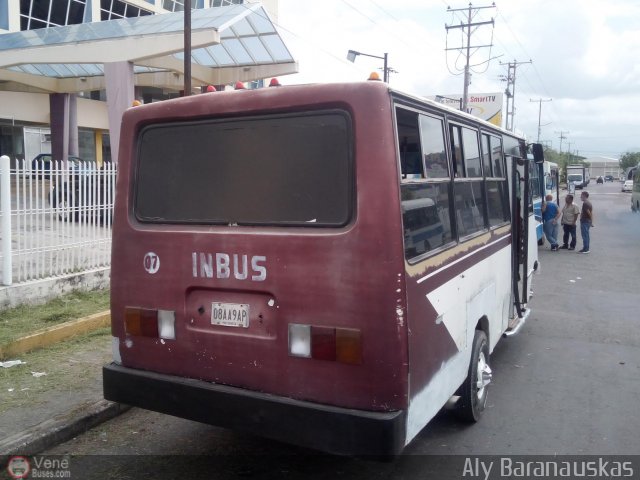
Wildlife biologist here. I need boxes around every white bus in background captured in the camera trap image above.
[543,161,559,202]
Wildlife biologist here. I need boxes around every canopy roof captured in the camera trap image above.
[0,3,297,93]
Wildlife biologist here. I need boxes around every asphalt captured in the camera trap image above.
[0,312,128,458]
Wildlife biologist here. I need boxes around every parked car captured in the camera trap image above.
[48,163,114,222]
[622,180,633,192]
[596,176,604,184]
[604,175,614,182]
[31,153,94,179]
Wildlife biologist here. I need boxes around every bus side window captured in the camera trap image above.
[451,124,486,237]
[396,107,455,260]
[462,127,482,178]
[397,108,425,180]
[481,134,492,176]
[484,134,509,226]
[401,145,423,179]
[449,125,463,178]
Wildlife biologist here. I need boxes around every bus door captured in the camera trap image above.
[508,153,533,326]
[509,144,542,328]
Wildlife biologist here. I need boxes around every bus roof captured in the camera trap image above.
[388,86,526,142]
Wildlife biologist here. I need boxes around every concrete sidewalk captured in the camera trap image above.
[0,312,128,457]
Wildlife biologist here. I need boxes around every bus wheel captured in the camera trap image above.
[456,330,491,422]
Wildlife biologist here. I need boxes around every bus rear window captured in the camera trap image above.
[134,112,353,227]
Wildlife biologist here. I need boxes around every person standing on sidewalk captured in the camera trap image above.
[559,194,580,250]
[541,194,561,250]
[579,191,593,253]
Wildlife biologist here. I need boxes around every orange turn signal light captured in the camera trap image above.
[125,307,158,337]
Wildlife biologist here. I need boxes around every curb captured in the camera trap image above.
[0,400,130,457]
[0,311,111,360]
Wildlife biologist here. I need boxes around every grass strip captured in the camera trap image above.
[0,289,110,346]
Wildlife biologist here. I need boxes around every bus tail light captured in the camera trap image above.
[288,324,361,365]
[125,307,175,340]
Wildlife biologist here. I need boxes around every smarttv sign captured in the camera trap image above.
[429,92,504,127]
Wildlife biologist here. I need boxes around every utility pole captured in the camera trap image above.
[501,59,531,131]
[530,98,552,142]
[445,3,496,112]
[555,130,569,154]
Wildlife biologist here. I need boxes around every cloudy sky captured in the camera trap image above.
[274,0,640,159]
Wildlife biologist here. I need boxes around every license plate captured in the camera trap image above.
[211,302,250,328]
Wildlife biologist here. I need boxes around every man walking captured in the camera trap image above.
[541,194,561,250]
[559,194,580,250]
[579,191,593,253]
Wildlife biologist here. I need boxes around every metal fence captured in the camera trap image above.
[0,155,116,286]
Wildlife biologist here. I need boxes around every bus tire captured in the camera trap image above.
[456,329,491,422]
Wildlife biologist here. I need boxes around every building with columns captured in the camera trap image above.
[0,0,293,166]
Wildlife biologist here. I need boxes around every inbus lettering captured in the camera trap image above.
[192,252,267,281]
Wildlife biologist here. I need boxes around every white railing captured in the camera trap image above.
[0,155,116,286]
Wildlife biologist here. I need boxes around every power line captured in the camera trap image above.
[555,130,570,154]
[340,0,416,51]
[445,3,497,112]
[530,98,552,142]
[500,59,531,131]
[493,7,561,127]
[369,0,400,22]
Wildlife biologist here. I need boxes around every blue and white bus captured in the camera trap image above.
[529,156,544,244]
[543,161,559,202]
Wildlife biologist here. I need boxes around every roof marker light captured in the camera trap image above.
[269,78,281,87]
[206,85,216,92]
[367,72,382,81]
[234,81,246,90]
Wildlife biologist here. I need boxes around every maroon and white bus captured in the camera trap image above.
[103,80,539,456]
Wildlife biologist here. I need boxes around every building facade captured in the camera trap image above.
[583,156,621,180]
[0,0,281,164]
[1,1,278,32]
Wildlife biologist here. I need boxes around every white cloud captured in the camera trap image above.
[274,0,640,157]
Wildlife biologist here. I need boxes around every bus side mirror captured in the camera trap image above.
[532,143,544,164]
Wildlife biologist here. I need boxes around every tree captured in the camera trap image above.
[619,152,640,172]
[541,146,586,182]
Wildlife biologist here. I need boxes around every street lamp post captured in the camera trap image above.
[184,0,191,96]
[347,50,390,83]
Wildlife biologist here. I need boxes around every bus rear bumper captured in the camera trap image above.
[103,363,406,456]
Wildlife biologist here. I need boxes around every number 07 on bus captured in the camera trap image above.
[103,79,541,456]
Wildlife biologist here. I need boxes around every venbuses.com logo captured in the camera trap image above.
[6,456,31,479]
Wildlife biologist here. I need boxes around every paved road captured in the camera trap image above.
[45,182,640,478]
